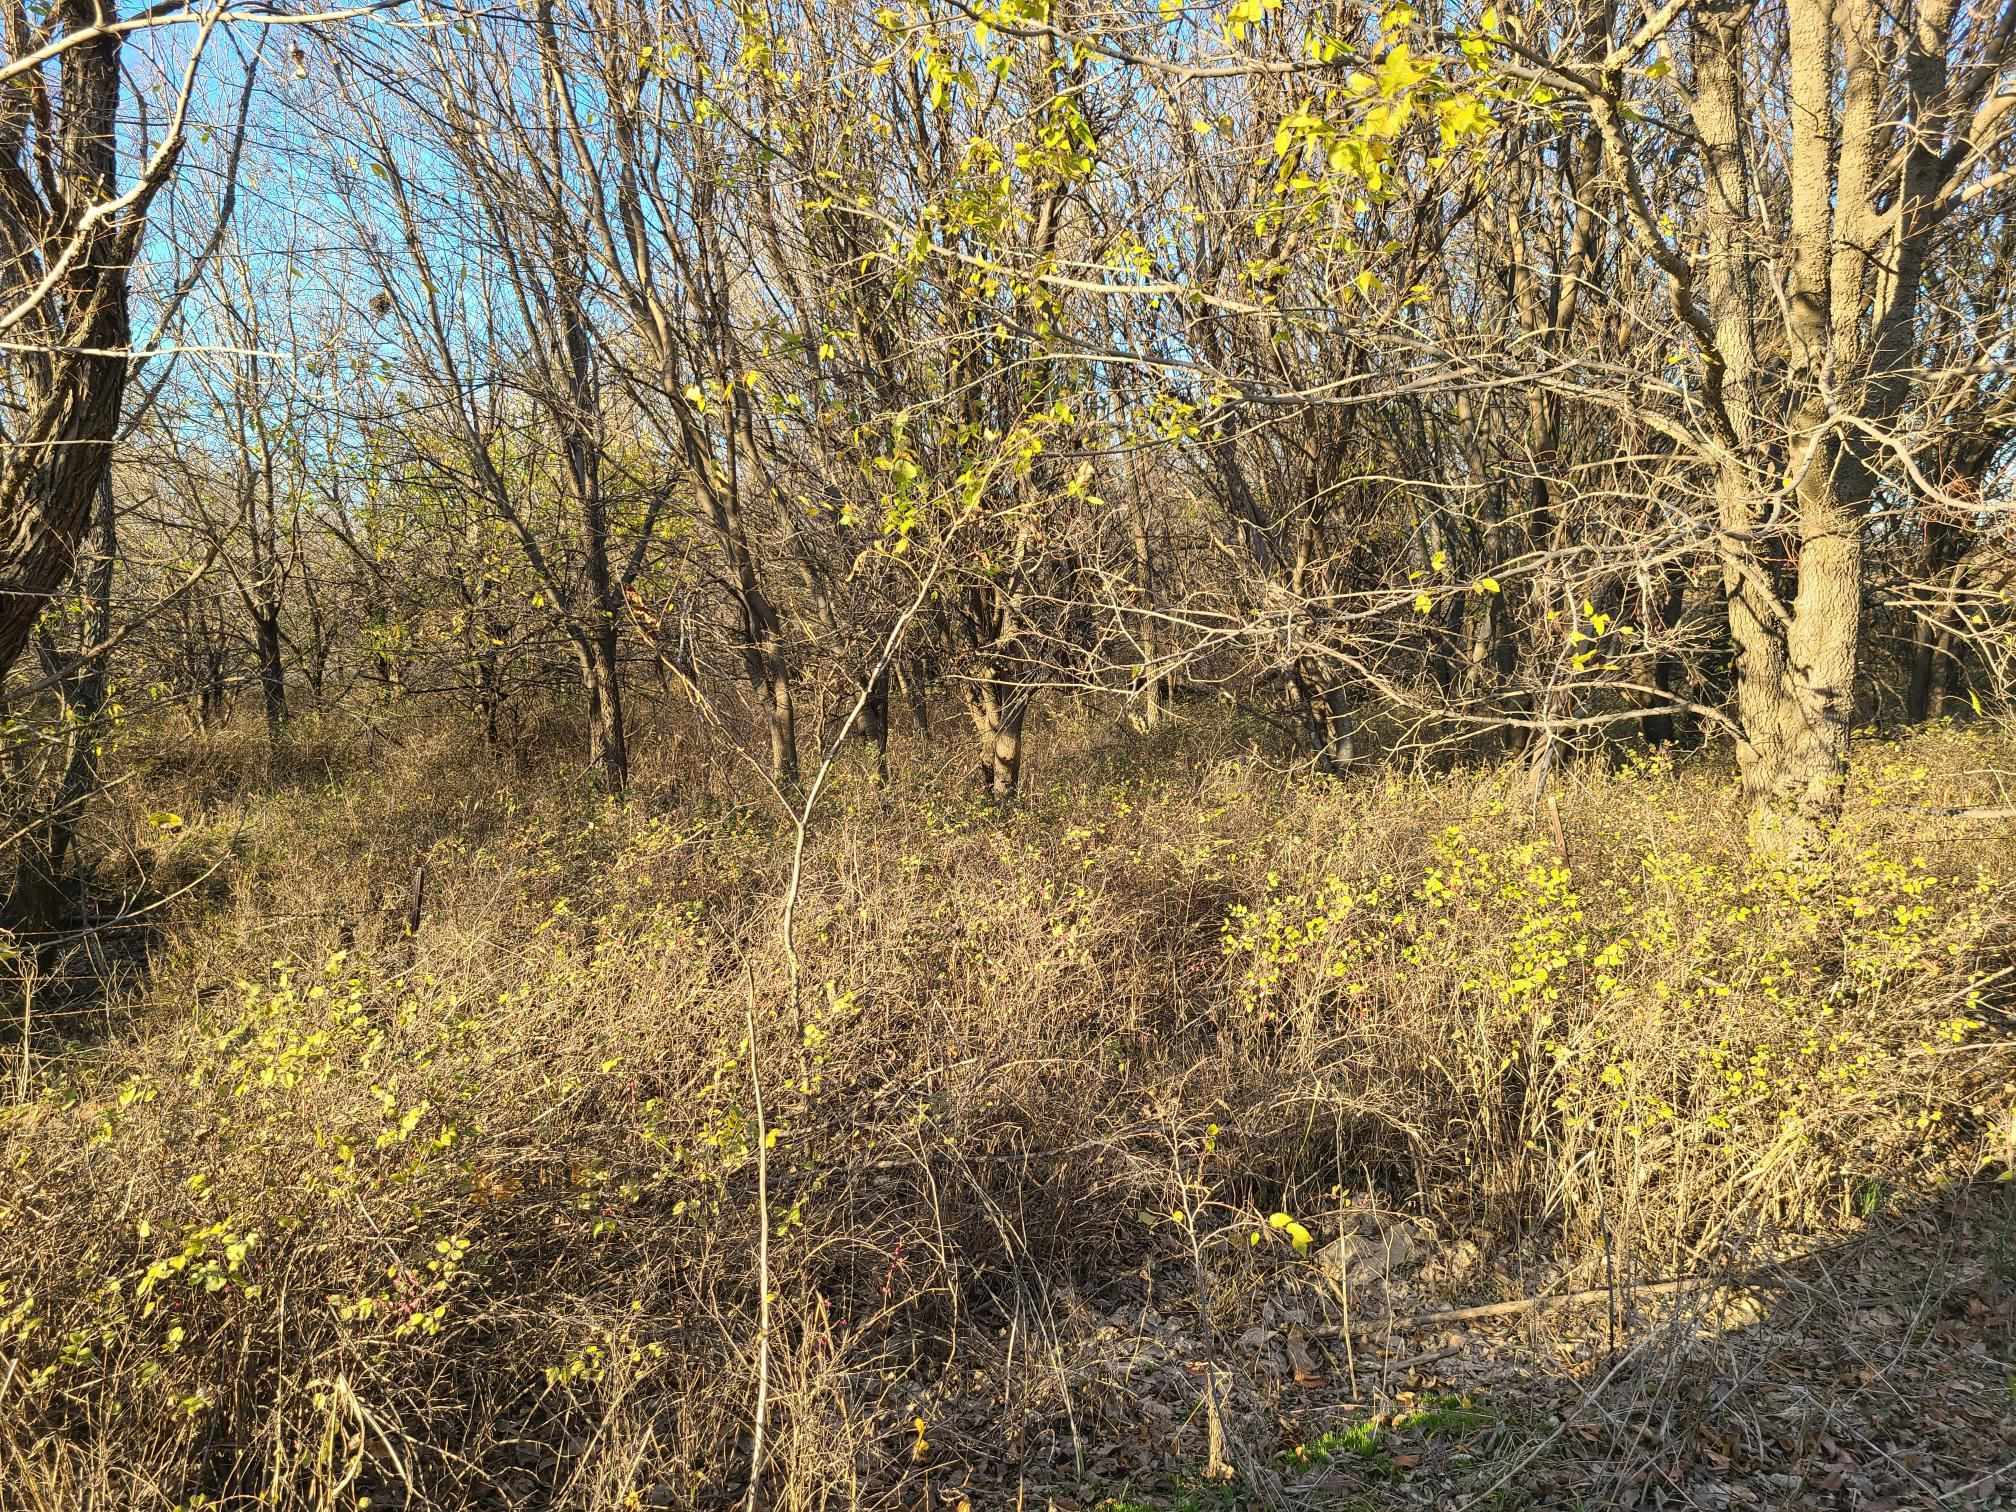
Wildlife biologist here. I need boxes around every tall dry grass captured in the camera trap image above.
[2,706,2012,1508]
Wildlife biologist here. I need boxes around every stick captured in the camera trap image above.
[743,966,772,1512]
[1311,1274,1740,1337]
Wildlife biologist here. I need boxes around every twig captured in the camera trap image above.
[1312,1273,1750,1337]
[743,963,772,1512]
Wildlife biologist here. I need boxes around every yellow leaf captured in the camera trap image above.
[1268,1211,1314,1251]
[1377,41,1428,97]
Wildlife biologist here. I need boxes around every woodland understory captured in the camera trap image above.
[6,0,2016,1504]
[1,706,2014,1510]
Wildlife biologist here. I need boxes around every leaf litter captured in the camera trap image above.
[895,1186,2016,1510]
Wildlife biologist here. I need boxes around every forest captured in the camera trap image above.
[2,0,2016,1506]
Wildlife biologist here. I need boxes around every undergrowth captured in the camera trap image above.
[2,710,2012,1508]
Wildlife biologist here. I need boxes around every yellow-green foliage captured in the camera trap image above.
[1,711,2012,1508]
[1221,783,2007,1259]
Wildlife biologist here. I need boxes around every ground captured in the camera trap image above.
[2,710,2013,1509]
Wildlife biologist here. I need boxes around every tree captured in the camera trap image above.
[1514,0,2016,848]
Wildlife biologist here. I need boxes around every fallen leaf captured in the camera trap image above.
[1287,1328,1326,1386]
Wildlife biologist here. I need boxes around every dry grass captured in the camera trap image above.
[2,707,2014,1509]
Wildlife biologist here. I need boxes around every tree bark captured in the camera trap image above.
[251,600,288,747]
[859,664,891,786]
[6,475,117,932]
[1690,0,1864,856]
[964,675,1030,801]
[579,620,628,793]
[897,658,932,736]
[0,2,137,683]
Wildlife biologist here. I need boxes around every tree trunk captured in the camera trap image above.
[1638,569,1688,748]
[693,446,797,789]
[13,650,109,932]
[196,596,230,728]
[1690,0,1864,857]
[1906,605,1963,725]
[763,650,799,792]
[1289,660,1355,774]
[984,691,1027,800]
[303,595,329,706]
[1718,458,1862,857]
[6,476,118,933]
[963,674,1030,801]
[476,636,504,750]
[579,621,628,794]
[1931,636,1959,719]
[897,659,932,736]
[859,664,891,786]
[1125,485,1167,735]
[0,4,136,684]
[252,601,288,748]
[200,650,229,727]
[548,237,628,797]
[1906,526,1969,724]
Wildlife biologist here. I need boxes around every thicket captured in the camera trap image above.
[1,707,2010,1508]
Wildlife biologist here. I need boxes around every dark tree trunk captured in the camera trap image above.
[1638,568,1689,748]
[897,659,932,736]
[859,664,890,786]
[0,3,137,683]
[252,602,288,747]
[6,476,117,933]
[1906,525,1969,724]
[303,595,329,705]
[195,595,231,727]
